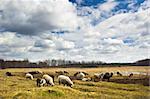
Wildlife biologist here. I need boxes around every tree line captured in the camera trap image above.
[0,58,149,69]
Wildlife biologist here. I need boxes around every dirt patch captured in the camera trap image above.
[110,77,150,86]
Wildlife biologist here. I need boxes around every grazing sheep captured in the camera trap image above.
[48,74,55,81]
[93,73,104,82]
[43,74,54,86]
[37,78,46,87]
[64,71,69,74]
[25,73,33,80]
[103,72,113,81]
[82,71,89,75]
[74,72,85,80]
[58,75,73,88]
[5,72,13,76]
[129,73,133,78]
[117,72,122,76]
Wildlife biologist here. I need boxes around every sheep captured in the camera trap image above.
[82,77,91,81]
[43,74,54,86]
[82,71,89,75]
[117,72,122,76]
[36,78,47,87]
[102,72,113,81]
[129,73,133,78]
[93,73,104,82]
[5,72,13,76]
[25,73,33,80]
[64,71,69,75]
[74,72,85,80]
[58,75,73,88]
[48,74,55,81]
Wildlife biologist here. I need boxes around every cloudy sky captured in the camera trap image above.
[0,0,149,62]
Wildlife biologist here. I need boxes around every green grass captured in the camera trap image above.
[0,67,150,99]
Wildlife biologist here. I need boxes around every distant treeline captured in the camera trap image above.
[0,59,149,69]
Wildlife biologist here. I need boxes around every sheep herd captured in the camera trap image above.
[5,70,137,88]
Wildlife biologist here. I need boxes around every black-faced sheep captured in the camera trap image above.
[102,72,113,81]
[64,71,69,74]
[37,78,47,87]
[43,74,54,86]
[6,72,13,76]
[82,71,89,75]
[25,73,33,80]
[117,72,122,76]
[129,73,133,78]
[58,75,73,88]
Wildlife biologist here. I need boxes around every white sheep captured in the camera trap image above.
[43,74,54,86]
[58,75,73,88]
[76,72,85,80]
[25,73,33,80]
[82,77,91,81]
[94,73,104,79]
[40,79,46,86]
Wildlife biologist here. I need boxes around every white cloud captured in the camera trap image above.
[0,0,80,35]
[98,0,118,12]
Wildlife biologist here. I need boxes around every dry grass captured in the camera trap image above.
[0,66,150,99]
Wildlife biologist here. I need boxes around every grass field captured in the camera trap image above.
[0,66,150,99]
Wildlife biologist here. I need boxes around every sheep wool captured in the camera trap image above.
[43,74,54,86]
[76,72,85,80]
[58,75,73,87]
[25,73,33,80]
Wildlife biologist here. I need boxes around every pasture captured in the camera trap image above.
[0,66,150,99]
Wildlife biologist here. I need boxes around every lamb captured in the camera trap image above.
[58,75,73,88]
[42,74,54,86]
[25,73,33,80]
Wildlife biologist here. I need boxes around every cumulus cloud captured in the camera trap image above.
[0,0,80,35]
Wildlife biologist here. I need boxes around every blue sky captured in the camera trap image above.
[0,0,149,62]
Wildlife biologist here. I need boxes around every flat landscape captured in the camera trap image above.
[0,66,150,99]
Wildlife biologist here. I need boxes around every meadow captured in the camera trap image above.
[0,66,150,99]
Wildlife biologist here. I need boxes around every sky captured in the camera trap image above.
[0,0,149,63]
